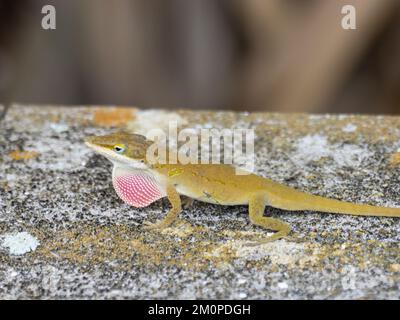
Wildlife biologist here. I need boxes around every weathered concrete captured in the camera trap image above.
[0,104,399,299]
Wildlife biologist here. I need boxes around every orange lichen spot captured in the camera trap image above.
[389,264,400,272]
[92,107,136,127]
[389,152,400,166]
[50,113,61,123]
[8,150,39,161]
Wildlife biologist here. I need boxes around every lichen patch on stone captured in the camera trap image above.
[224,239,319,267]
[1,232,40,255]
[8,150,39,161]
[127,110,188,135]
[292,134,372,167]
[342,123,358,133]
[389,152,400,167]
[92,107,137,127]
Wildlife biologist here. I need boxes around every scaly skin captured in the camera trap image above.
[85,132,400,244]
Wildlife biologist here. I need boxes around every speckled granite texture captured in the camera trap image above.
[0,104,399,299]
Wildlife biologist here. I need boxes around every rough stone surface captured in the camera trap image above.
[0,104,399,299]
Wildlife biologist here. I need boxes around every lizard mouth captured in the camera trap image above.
[85,139,149,170]
[84,139,109,154]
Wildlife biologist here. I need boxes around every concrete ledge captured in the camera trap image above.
[0,104,399,299]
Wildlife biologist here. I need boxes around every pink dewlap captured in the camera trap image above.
[112,172,164,208]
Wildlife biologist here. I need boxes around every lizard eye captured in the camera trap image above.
[113,144,126,154]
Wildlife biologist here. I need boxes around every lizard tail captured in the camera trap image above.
[272,190,400,218]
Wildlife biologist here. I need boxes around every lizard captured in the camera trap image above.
[85,131,400,244]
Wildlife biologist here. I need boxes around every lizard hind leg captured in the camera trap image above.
[247,193,291,245]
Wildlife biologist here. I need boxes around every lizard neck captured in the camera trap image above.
[111,164,166,208]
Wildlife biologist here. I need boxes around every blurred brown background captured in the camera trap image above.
[1,0,400,113]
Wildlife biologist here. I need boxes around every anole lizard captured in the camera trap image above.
[85,131,400,244]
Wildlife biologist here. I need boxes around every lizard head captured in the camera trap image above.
[85,131,154,169]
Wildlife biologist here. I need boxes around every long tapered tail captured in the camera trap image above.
[269,188,400,218]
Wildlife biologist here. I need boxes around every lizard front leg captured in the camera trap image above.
[247,193,291,245]
[143,184,182,230]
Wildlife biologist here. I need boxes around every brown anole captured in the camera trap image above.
[85,132,400,244]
